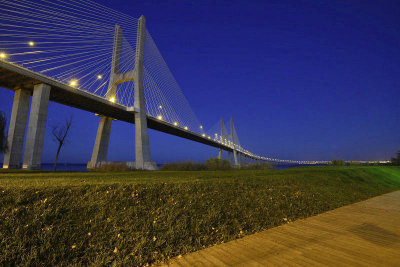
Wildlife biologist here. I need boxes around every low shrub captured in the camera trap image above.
[205,158,232,170]
[94,163,131,171]
[239,163,272,170]
[329,159,346,166]
[160,161,207,171]
[161,158,233,171]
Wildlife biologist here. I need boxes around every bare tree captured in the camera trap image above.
[0,112,7,154]
[52,116,72,171]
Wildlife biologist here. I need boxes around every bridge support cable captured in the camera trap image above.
[142,31,205,135]
[0,0,140,106]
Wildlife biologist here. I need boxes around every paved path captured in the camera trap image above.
[162,191,400,266]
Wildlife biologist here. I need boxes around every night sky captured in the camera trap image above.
[0,0,399,164]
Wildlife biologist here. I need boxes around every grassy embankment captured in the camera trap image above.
[1,166,400,265]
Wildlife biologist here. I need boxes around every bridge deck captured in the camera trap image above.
[162,190,400,266]
[0,61,232,152]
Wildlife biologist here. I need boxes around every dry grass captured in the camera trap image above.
[0,167,399,266]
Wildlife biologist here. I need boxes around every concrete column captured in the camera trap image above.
[87,116,113,169]
[3,89,30,169]
[23,84,51,170]
[233,150,239,166]
[88,25,122,169]
[228,151,232,164]
[218,149,222,160]
[134,15,156,170]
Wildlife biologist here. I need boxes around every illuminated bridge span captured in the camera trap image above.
[0,0,328,170]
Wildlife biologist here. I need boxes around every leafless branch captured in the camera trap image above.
[52,115,72,171]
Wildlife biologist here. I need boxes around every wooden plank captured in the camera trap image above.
[160,191,400,266]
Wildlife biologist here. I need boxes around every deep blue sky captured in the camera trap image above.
[1,0,399,163]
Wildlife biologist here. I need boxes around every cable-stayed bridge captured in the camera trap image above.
[0,0,328,170]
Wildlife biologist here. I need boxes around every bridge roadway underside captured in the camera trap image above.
[0,61,233,153]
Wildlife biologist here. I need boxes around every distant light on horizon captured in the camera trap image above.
[29,41,35,47]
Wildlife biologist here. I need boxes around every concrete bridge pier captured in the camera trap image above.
[3,89,30,169]
[218,149,222,160]
[23,83,51,169]
[233,150,239,166]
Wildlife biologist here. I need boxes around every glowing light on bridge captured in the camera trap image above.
[0,52,6,59]
[200,125,203,129]
[28,41,35,47]
[184,126,188,130]
[159,105,163,109]
[157,115,163,120]
[97,75,102,79]
[69,80,78,87]
[173,122,178,126]
[202,133,206,137]
[109,97,115,103]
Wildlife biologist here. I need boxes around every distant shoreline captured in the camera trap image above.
[0,162,320,171]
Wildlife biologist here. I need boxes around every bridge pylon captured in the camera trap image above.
[218,117,224,160]
[88,16,156,170]
[231,117,240,166]
[87,25,122,169]
[133,16,156,170]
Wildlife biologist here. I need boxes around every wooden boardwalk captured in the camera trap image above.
[162,191,400,266]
